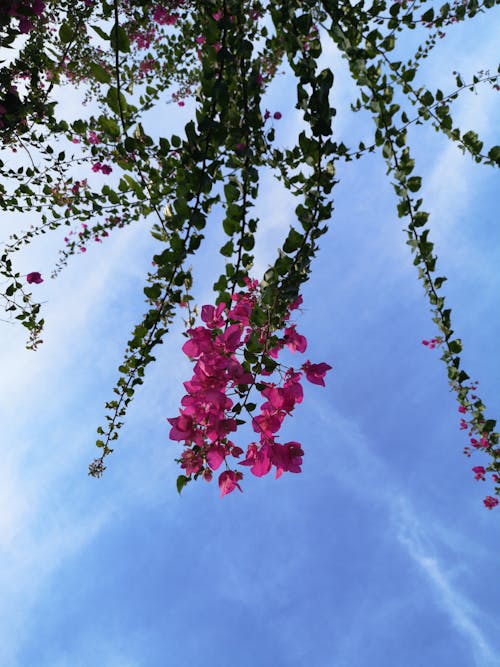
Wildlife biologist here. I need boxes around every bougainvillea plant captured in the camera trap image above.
[0,0,499,503]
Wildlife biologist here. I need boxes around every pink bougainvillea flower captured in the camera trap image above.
[284,325,307,353]
[472,466,486,480]
[217,324,241,353]
[273,111,282,119]
[180,449,204,476]
[88,131,100,145]
[201,302,226,329]
[270,441,304,474]
[206,445,226,470]
[168,414,196,442]
[240,443,272,477]
[288,294,303,311]
[19,17,32,33]
[483,496,499,510]
[212,10,223,21]
[92,162,102,172]
[26,272,43,284]
[33,0,46,15]
[218,470,243,497]
[101,164,112,175]
[153,7,178,24]
[302,361,332,386]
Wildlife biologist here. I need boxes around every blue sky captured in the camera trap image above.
[1,11,499,667]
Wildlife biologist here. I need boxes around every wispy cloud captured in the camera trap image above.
[313,399,499,665]
[395,499,497,666]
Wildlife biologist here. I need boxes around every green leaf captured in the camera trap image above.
[105,87,128,117]
[89,62,111,84]
[488,146,500,164]
[110,24,131,53]
[283,228,303,253]
[144,284,162,300]
[220,240,234,257]
[91,25,109,41]
[59,23,73,44]
[176,475,190,494]
[406,176,421,192]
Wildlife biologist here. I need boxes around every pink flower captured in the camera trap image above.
[153,7,178,25]
[92,162,102,173]
[206,445,226,470]
[88,131,100,145]
[196,35,206,45]
[101,164,112,175]
[273,111,282,120]
[284,325,307,353]
[33,0,46,16]
[483,496,499,510]
[302,361,332,386]
[212,10,223,21]
[168,414,196,442]
[289,295,303,311]
[19,17,32,33]
[26,272,43,284]
[240,443,272,477]
[218,470,243,497]
[472,466,486,480]
[270,441,304,476]
[180,449,203,476]
[458,405,466,414]
[201,302,226,329]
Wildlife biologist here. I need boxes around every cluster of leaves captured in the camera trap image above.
[1,0,499,504]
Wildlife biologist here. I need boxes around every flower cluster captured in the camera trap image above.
[0,0,45,34]
[423,337,499,508]
[91,162,112,174]
[26,271,43,284]
[168,280,332,497]
[421,337,442,350]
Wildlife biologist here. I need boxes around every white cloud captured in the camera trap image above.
[396,499,497,666]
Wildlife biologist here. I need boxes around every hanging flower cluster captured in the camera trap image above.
[423,339,500,508]
[0,0,45,33]
[168,279,331,497]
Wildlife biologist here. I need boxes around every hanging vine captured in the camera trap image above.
[1,0,499,506]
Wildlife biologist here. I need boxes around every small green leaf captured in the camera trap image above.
[59,23,73,44]
[283,228,303,253]
[89,62,111,84]
[176,475,190,494]
[110,24,130,53]
[448,339,462,354]
[92,25,109,41]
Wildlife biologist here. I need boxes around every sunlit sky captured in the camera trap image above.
[1,11,499,667]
